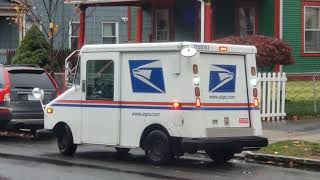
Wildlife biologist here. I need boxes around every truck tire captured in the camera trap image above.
[57,126,77,156]
[205,150,234,164]
[115,148,130,155]
[144,130,173,165]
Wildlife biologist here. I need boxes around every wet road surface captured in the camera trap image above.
[0,136,320,180]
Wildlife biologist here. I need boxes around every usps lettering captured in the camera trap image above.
[129,60,166,93]
[209,65,236,93]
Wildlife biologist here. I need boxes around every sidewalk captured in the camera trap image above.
[262,119,320,143]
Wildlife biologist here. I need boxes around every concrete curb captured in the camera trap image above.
[243,151,320,169]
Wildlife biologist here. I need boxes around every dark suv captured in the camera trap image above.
[0,65,59,132]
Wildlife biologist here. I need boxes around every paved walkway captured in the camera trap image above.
[262,119,320,143]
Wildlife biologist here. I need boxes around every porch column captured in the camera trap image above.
[78,6,86,49]
[204,0,212,42]
[135,5,142,43]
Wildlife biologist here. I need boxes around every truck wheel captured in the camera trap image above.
[144,130,173,165]
[115,148,130,155]
[57,126,77,156]
[205,150,234,164]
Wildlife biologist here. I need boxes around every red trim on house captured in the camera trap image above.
[78,6,86,49]
[204,2,212,42]
[135,6,142,43]
[127,6,131,42]
[301,0,320,57]
[212,4,216,40]
[274,0,280,38]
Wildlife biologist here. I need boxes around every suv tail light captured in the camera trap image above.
[0,87,10,103]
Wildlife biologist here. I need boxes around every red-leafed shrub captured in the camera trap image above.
[214,35,294,68]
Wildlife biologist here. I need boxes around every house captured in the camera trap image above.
[2,0,319,72]
[67,0,320,73]
[0,0,24,63]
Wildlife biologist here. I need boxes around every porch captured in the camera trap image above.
[66,0,279,47]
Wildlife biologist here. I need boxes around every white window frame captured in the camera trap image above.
[69,21,79,50]
[304,6,320,53]
[102,22,119,44]
[155,9,170,42]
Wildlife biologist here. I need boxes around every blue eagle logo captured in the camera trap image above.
[129,60,166,93]
[209,65,236,93]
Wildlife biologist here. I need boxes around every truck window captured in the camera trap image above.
[74,60,81,85]
[86,60,114,100]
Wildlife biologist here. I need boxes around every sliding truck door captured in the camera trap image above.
[81,52,121,145]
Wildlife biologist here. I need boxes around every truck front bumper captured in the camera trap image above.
[182,136,268,153]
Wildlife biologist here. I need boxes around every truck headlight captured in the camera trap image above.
[250,78,258,86]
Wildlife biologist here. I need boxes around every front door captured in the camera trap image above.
[81,52,120,145]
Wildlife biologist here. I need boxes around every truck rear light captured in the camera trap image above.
[251,67,256,76]
[219,46,228,53]
[172,102,181,109]
[193,64,198,74]
[253,88,258,97]
[254,98,259,107]
[195,87,200,97]
[196,98,201,107]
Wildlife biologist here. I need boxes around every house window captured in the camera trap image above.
[305,6,320,53]
[156,9,170,42]
[70,22,79,50]
[102,22,118,44]
[239,7,256,36]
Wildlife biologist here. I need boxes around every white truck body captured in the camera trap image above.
[42,42,267,161]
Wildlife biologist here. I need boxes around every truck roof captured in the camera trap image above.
[81,42,257,54]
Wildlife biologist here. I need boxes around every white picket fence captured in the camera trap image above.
[257,72,287,120]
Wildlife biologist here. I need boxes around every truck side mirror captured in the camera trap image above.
[32,88,45,112]
[32,88,44,101]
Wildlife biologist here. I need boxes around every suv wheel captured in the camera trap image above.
[57,126,77,156]
[144,130,173,165]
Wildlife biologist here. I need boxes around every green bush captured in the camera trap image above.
[12,25,49,68]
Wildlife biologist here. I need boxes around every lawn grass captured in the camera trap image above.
[285,81,320,116]
[257,140,320,160]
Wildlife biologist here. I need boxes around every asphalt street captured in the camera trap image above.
[0,136,320,180]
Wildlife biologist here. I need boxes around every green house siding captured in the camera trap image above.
[258,0,274,36]
[282,0,320,72]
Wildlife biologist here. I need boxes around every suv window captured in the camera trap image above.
[8,69,55,89]
[0,68,4,89]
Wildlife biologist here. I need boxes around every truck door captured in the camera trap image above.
[81,52,120,145]
[200,53,251,128]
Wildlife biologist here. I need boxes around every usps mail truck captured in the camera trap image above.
[39,42,268,165]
